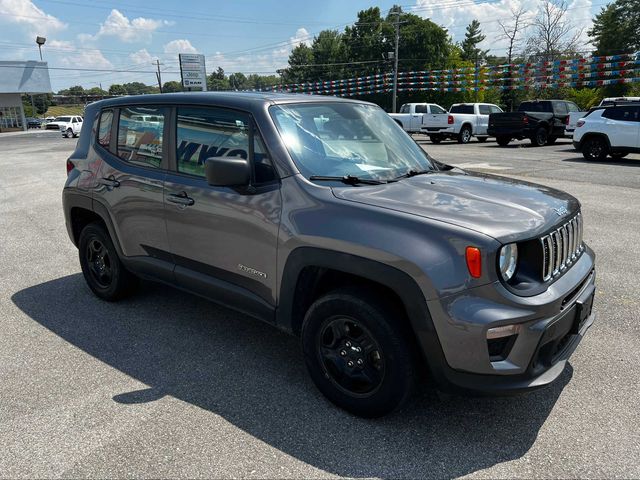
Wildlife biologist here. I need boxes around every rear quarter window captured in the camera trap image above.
[450,105,474,114]
[97,110,113,148]
[117,106,167,168]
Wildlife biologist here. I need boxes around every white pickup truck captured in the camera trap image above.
[45,115,84,138]
[389,103,448,134]
[422,103,503,143]
[566,97,640,137]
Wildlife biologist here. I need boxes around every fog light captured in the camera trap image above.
[487,324,520,339]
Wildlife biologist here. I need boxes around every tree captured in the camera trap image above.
[162,81,183,93]
[109,84,127,96]
[283,44,314,83]
[498,8,528,111]
[310,30,348,80]
[207,67,230,91]
[589,0,640,55]
[86,86,107,97]
[122,82,154,95]
[460,20,488,62]
[228,72,249,90]
[524,0,581,63]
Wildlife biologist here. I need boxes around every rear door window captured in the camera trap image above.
[478,105,491,115]
[450,105,474,114]
[117,106,167,168]
[602,106,639,121]
[415,104,429,113]
[430,105,446,114]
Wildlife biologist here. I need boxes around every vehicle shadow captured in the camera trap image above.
[562,156,640,167]
[12,274,571,479]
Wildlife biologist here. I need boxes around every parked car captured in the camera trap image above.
[567,97,640,136]
[488,100,580,146]
[63,93,596,417]
[573,103,640,160]
[26,117,42,129]
[422,103,503,143]
[389,103,447,134]
[46,115,83,137]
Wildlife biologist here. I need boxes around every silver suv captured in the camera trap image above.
[63,93,596,417]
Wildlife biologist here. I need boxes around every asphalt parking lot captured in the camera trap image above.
[1,131,639,478]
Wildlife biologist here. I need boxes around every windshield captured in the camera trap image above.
[270,102,434,181]
[56,116,72,122]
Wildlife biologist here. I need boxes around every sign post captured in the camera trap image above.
[179,54,207,91]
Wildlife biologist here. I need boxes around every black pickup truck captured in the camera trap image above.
[488,100,580,147]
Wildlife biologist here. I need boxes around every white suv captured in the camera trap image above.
[573,104,640,160]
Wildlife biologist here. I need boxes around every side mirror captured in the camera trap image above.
[204,157,250,187]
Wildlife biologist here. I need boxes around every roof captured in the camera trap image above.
[90,91,370,111]
[0,61,52,94]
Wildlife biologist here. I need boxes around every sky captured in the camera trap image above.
[0,0,605,92]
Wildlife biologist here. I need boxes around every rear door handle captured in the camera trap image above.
[167,192,195,206]
[99,176,120,188]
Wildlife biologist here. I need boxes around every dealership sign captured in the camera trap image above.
[179,54,207,91]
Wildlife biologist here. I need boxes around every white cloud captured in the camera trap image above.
[94,9,171,43]
[0,0,66,35]
[164,39,198,54]
[129,48,155,65]
[412,0,593,55]
[59,48,113,70]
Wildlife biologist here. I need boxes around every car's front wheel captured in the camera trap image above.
[65,128,73,138]
[301,288,415,418]
[78,222,138,301]
[582,136,608,161]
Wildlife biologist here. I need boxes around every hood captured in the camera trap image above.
[332,170,580,243]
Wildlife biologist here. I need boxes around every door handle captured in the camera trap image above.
[99,176,120,188]
[167,192,195,206]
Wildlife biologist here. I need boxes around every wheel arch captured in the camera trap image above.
[580,132,611,150]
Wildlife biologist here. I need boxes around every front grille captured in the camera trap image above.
[540,213,584,281]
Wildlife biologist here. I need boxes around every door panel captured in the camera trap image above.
[164,106,282,305]
[604,106,640,147]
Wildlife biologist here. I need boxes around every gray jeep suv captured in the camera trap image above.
[63,92,596,417]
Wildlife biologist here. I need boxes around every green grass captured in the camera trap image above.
[44,104,85,118]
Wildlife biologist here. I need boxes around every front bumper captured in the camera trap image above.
[424,246,596,394]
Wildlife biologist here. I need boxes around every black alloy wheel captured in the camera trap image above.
[532,126,548,146]
[582,137,608,161]
[317,316,386,396]
[86,238,113,288]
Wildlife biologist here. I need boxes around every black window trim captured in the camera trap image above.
[171,103,281,189]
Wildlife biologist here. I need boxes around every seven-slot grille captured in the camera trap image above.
[541,213,584,281]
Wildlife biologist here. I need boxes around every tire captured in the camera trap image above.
[546,136,557,145]
[581,136,608,161]
[496,136,511,147]
[531,126,548,146]
[301,287,416,418]
[477,136,488,143]
[610,152,628,159]
[458,125,472,144]
[65,128,73,138]
[429,135,442,144]
[78,222,138,301]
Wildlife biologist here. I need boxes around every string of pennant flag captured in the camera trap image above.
[259,52,640,96]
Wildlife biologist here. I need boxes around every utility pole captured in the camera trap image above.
[154,59,164,93]
[391,9,400,114]
[474,52,479,102]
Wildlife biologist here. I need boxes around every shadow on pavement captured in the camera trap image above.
[12,274,571,478]
[562,156,640,167]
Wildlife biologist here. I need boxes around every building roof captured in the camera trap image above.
[0,61,52,94]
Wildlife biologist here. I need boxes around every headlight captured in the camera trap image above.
[499,243,518,281]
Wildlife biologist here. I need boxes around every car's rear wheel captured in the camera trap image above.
[458,125,472,144]
[546,136,557,145]
[496,136,511,146]
[301,288,415,418]
[610,152,628,159]
[429,134,442,144]
[78,222,138,301]
[531,127,548,146]
[582,137,608,161]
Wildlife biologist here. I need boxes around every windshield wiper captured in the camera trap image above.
[309,175,387,186]
[392,169,434,180]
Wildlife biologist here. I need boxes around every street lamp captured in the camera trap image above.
[35,36,46,61]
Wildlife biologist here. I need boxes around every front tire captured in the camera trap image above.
[65,128,73,138]
[429,134,442,144]
[301,288,415,418]
[458,125,472,144]
[78,222,138,301]
[582,137,608,161]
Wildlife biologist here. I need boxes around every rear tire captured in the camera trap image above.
[458,125,472,144]
[429,134,442,144]
[496,136,511,147]
[581,136,608,161]
[301,287,415,418]
[531,126,548,146]
[546,136,557,145]
[78,222,138,301]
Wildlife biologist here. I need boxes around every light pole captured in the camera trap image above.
[36,36,46,61]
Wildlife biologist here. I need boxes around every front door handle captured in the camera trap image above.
[99,176,120,188]
[167,191,195,206]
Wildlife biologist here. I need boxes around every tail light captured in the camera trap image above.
[447,115,454,125]
[576,120,585,128]
[465,246,482,278]
[523,116,529,125]
[66,159,74,175]
[565,115,570,125]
